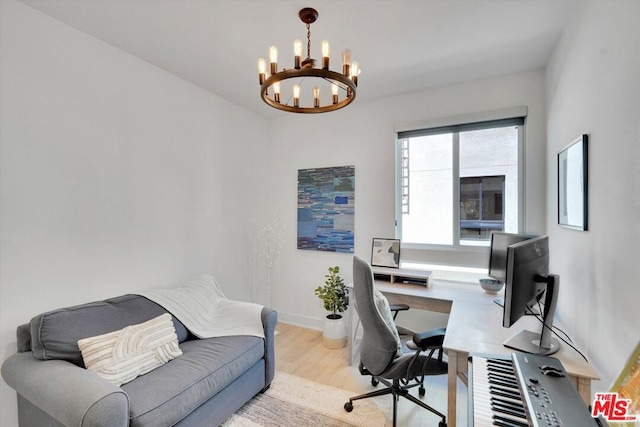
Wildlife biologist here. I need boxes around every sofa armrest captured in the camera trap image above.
[2,352,129,427]
[261,306,278,388]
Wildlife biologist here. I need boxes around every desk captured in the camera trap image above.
[347,279,599,427]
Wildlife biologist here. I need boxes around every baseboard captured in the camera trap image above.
[276,311,323,331]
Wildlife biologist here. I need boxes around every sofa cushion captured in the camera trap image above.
[30,294,189,367]
[121,335,264,427]
[78,313,183,386]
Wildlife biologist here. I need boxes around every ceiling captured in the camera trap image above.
[21,0,582,119]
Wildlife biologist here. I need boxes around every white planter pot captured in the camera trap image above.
[322,315,347,349]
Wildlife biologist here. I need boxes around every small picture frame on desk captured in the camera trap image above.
[371,238,401,268]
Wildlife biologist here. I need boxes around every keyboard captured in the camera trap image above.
[469,353,599,427]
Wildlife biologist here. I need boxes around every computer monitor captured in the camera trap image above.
[488,232,536,281]
[502,235,560,356]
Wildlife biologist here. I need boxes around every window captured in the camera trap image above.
[396,117,524,249]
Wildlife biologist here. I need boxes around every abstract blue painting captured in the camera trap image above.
[297,165,355,253]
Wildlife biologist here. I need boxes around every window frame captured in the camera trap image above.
[394,114,526,255]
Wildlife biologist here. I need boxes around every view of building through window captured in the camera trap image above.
[460,175,505,240]
[398,124,520,247]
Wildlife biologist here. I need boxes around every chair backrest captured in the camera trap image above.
[353,255,400,375]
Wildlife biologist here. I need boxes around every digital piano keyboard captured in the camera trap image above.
[469,353,599,427]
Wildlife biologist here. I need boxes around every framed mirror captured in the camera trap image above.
[558,134,588,231]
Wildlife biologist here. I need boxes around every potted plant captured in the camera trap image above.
[314,266,349,348]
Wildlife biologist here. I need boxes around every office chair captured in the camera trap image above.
[359,303,428,390]
[345,256,448,427]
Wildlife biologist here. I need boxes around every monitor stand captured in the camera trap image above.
[504,330,560,356]
[503,274,561,356]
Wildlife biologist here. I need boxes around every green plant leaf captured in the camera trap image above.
[315,265,348,316]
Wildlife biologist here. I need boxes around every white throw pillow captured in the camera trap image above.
[373,290,402,356]
[77,313,182,386]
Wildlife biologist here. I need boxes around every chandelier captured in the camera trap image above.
[257,7,359,114]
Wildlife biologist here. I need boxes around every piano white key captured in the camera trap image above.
[473,357,496,426]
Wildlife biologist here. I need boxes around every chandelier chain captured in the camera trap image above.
[306,23,312,60]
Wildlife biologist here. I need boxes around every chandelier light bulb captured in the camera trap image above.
[294,39,303,56]
[257,58,266,84]
[351,61,359,86]
[342,49,351,64]
[322,40,330,57]
[331,83,339,104]
[342,48,351,76]
[294,39,302,69]
[269,46,278,74]
[322,40,330,70]
[313,86,320,108]
[293,84,300,108]
[273,82,281,103]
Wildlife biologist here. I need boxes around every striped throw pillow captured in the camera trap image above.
[77,313,182,386]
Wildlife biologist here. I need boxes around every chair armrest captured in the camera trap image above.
[412,327,446,351]
[2,352,129,427]
[261,306,278,388]
[388,304,410,313]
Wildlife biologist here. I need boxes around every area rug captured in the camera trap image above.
[221,371,388,426]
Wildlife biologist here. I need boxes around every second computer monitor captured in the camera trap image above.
[488,232,536,282]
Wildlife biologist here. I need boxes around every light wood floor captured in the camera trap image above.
[274,322,466,426]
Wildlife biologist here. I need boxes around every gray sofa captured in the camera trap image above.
[1,294,277,426]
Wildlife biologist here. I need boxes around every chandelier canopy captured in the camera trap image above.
[257,7,359,114]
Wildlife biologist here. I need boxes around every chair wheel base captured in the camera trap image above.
[419,386,425,397]
[344,401,353,412]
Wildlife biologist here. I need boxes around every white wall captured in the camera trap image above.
[0,1,269,425]
[546,0,640,392]
[267,70,547,330]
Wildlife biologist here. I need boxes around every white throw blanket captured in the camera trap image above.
[138,274,265,339]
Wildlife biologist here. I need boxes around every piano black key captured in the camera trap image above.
[493,421,520,427]
[488,377,520,390]
[488,370,516,379]
[487,358,514,368]
[492,396,526,412]
[492,414,530,427]
[487,374,518,387]
[489,377,519,389]
[490,372,518,381]
[490,385,523,401]
[492,401,527,418]
[493,420,526,427]
[488,366,515,376]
